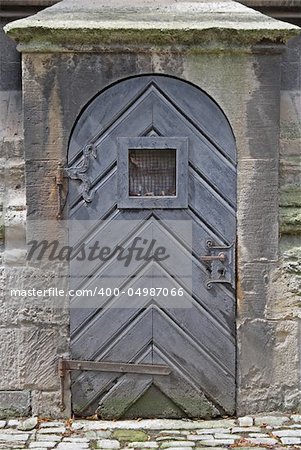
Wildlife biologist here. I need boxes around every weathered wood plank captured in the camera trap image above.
[97,349,153,419]
[71,308,153,416]
[153,348,221,418]
[153,77,236,163]
[153,307,236,414]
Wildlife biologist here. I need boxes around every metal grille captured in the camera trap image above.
[129,149,176,197]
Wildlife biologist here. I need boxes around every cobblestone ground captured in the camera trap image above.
[0,415,300,450]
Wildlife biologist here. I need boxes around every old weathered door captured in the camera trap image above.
[67,75,236,418]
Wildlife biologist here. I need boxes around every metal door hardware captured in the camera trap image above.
[200,252,226,262]
[56,162,66,220]
[65,143,97,203]
[200,240,235,290]
[58,358,171,411]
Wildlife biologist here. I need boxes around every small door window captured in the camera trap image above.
[117,137,188,209]
[129,148,176,197]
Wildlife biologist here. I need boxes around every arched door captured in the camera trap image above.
[66,75,237,419]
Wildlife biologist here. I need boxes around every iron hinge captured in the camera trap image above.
[55,162,67,220]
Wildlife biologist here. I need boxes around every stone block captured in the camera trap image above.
[237,319,300,414]
[112,430,149,442]
[3,266,69,326]
[29,442,57,448]
[3,165,25,193]
[237,417,254,427]
[265,247,301,320]
[0,329,21,389]
[245,437,278,445]
[188,52,281,162]
[4,220,26,266]
[36,433,61,441]
[292,414,301,422]
[237,159,278,262]
[280,437,301,444]
[96,439,120,449]
[280,91,301,133]
[280,207,301,234]
[283,35,301,62]
[280,153,301,186]
[237,261,276,320]
[128,443,158,448]
[280,139,301,158]
[281,61,300,91]
[31,389,70,419]
[19,326,69,390]
[6,419,19,427]
[161,444,195,449]
[195,440,233,446]
[40,421,66,428]
[274,429,301,436]
[0,391,30,418]
[280,185,301,208]
[246,55,281,158]
[39,426,66,434]
[1,138,24,160]
[254,415,290,426]
[17,416,38,431]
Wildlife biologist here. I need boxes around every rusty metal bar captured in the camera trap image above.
[59,358,171,376]
[58,358,171,411]
[200,252,226,262]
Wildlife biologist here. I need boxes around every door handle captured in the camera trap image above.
[200,252,226,262]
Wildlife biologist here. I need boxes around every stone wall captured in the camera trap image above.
[0,15,28,418]
[0,5,300,418]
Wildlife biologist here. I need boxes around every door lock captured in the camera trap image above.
[200,252,226,263]
[200,240,235,289]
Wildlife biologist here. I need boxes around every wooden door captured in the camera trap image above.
[66,75,237,418]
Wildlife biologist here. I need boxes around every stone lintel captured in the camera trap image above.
[4,0,300,53]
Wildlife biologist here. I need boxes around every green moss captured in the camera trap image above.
[0,224,4,244]
[281,124,301,140]
[280,207,301,235]
[5,26,300,53]
[280,186,301,208]
[112,430,149,442]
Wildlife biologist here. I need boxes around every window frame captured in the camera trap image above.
[117,137,188,209]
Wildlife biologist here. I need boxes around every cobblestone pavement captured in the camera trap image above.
[0,415,300,450]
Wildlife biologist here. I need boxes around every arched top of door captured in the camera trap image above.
[68,74,236,165]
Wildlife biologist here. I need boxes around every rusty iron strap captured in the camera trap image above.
[59,358,171,375]
[58,358,171,411]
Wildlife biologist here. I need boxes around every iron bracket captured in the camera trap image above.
[65,143,97,203]
[55,162,66,220]
[58,358,171,411]
[201,240,235,290]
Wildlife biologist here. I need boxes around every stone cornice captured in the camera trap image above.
[4,0,300,52]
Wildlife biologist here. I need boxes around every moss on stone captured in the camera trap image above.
[5,26,300,53]
[281,124,301,139]
[280,206,301,235]
[280,186,301,208]
[0,224,4,243]
[112,430,149,442]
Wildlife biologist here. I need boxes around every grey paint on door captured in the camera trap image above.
[67,75,237,419]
